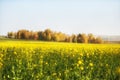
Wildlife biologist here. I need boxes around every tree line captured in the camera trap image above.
[7,29,103,43]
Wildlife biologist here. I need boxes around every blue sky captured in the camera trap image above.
[0,0,120,35]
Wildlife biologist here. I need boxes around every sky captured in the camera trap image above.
[0,0,120,35]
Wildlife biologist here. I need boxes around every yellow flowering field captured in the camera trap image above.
[0,41,120,80]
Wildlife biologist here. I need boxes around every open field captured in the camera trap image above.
[0,41,120,80]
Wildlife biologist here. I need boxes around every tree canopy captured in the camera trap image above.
[7,29,103,43]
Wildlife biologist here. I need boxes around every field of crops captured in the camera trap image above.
[0,41,120,80]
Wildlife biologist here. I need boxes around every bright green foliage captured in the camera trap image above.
[0,41,120,80]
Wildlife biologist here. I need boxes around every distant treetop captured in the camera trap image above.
[7,29,103,44]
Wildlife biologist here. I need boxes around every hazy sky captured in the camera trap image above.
[0,0,120,35]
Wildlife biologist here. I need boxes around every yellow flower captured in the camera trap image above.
[0,53,3,58]
[33,64,37,67]
[78,60,83,65]
[80,66,84,70]
[77,64,79,67]
[40,60,43,64]
[56,78,61,80]
[40,55,43,58]
[86,53,89,58]
[72,54,75,57]
[54,62,57,65]
[80,53,83,57]
[45,62,48,65]
[14,52,17,55]
[106,64,109,67]
[52,73,57,76]
[116,67,120,75]
[89,63,93,67]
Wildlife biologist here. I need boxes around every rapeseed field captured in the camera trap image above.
[0,41,120,80]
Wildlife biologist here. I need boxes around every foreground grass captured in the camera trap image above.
[0,41,120,80]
